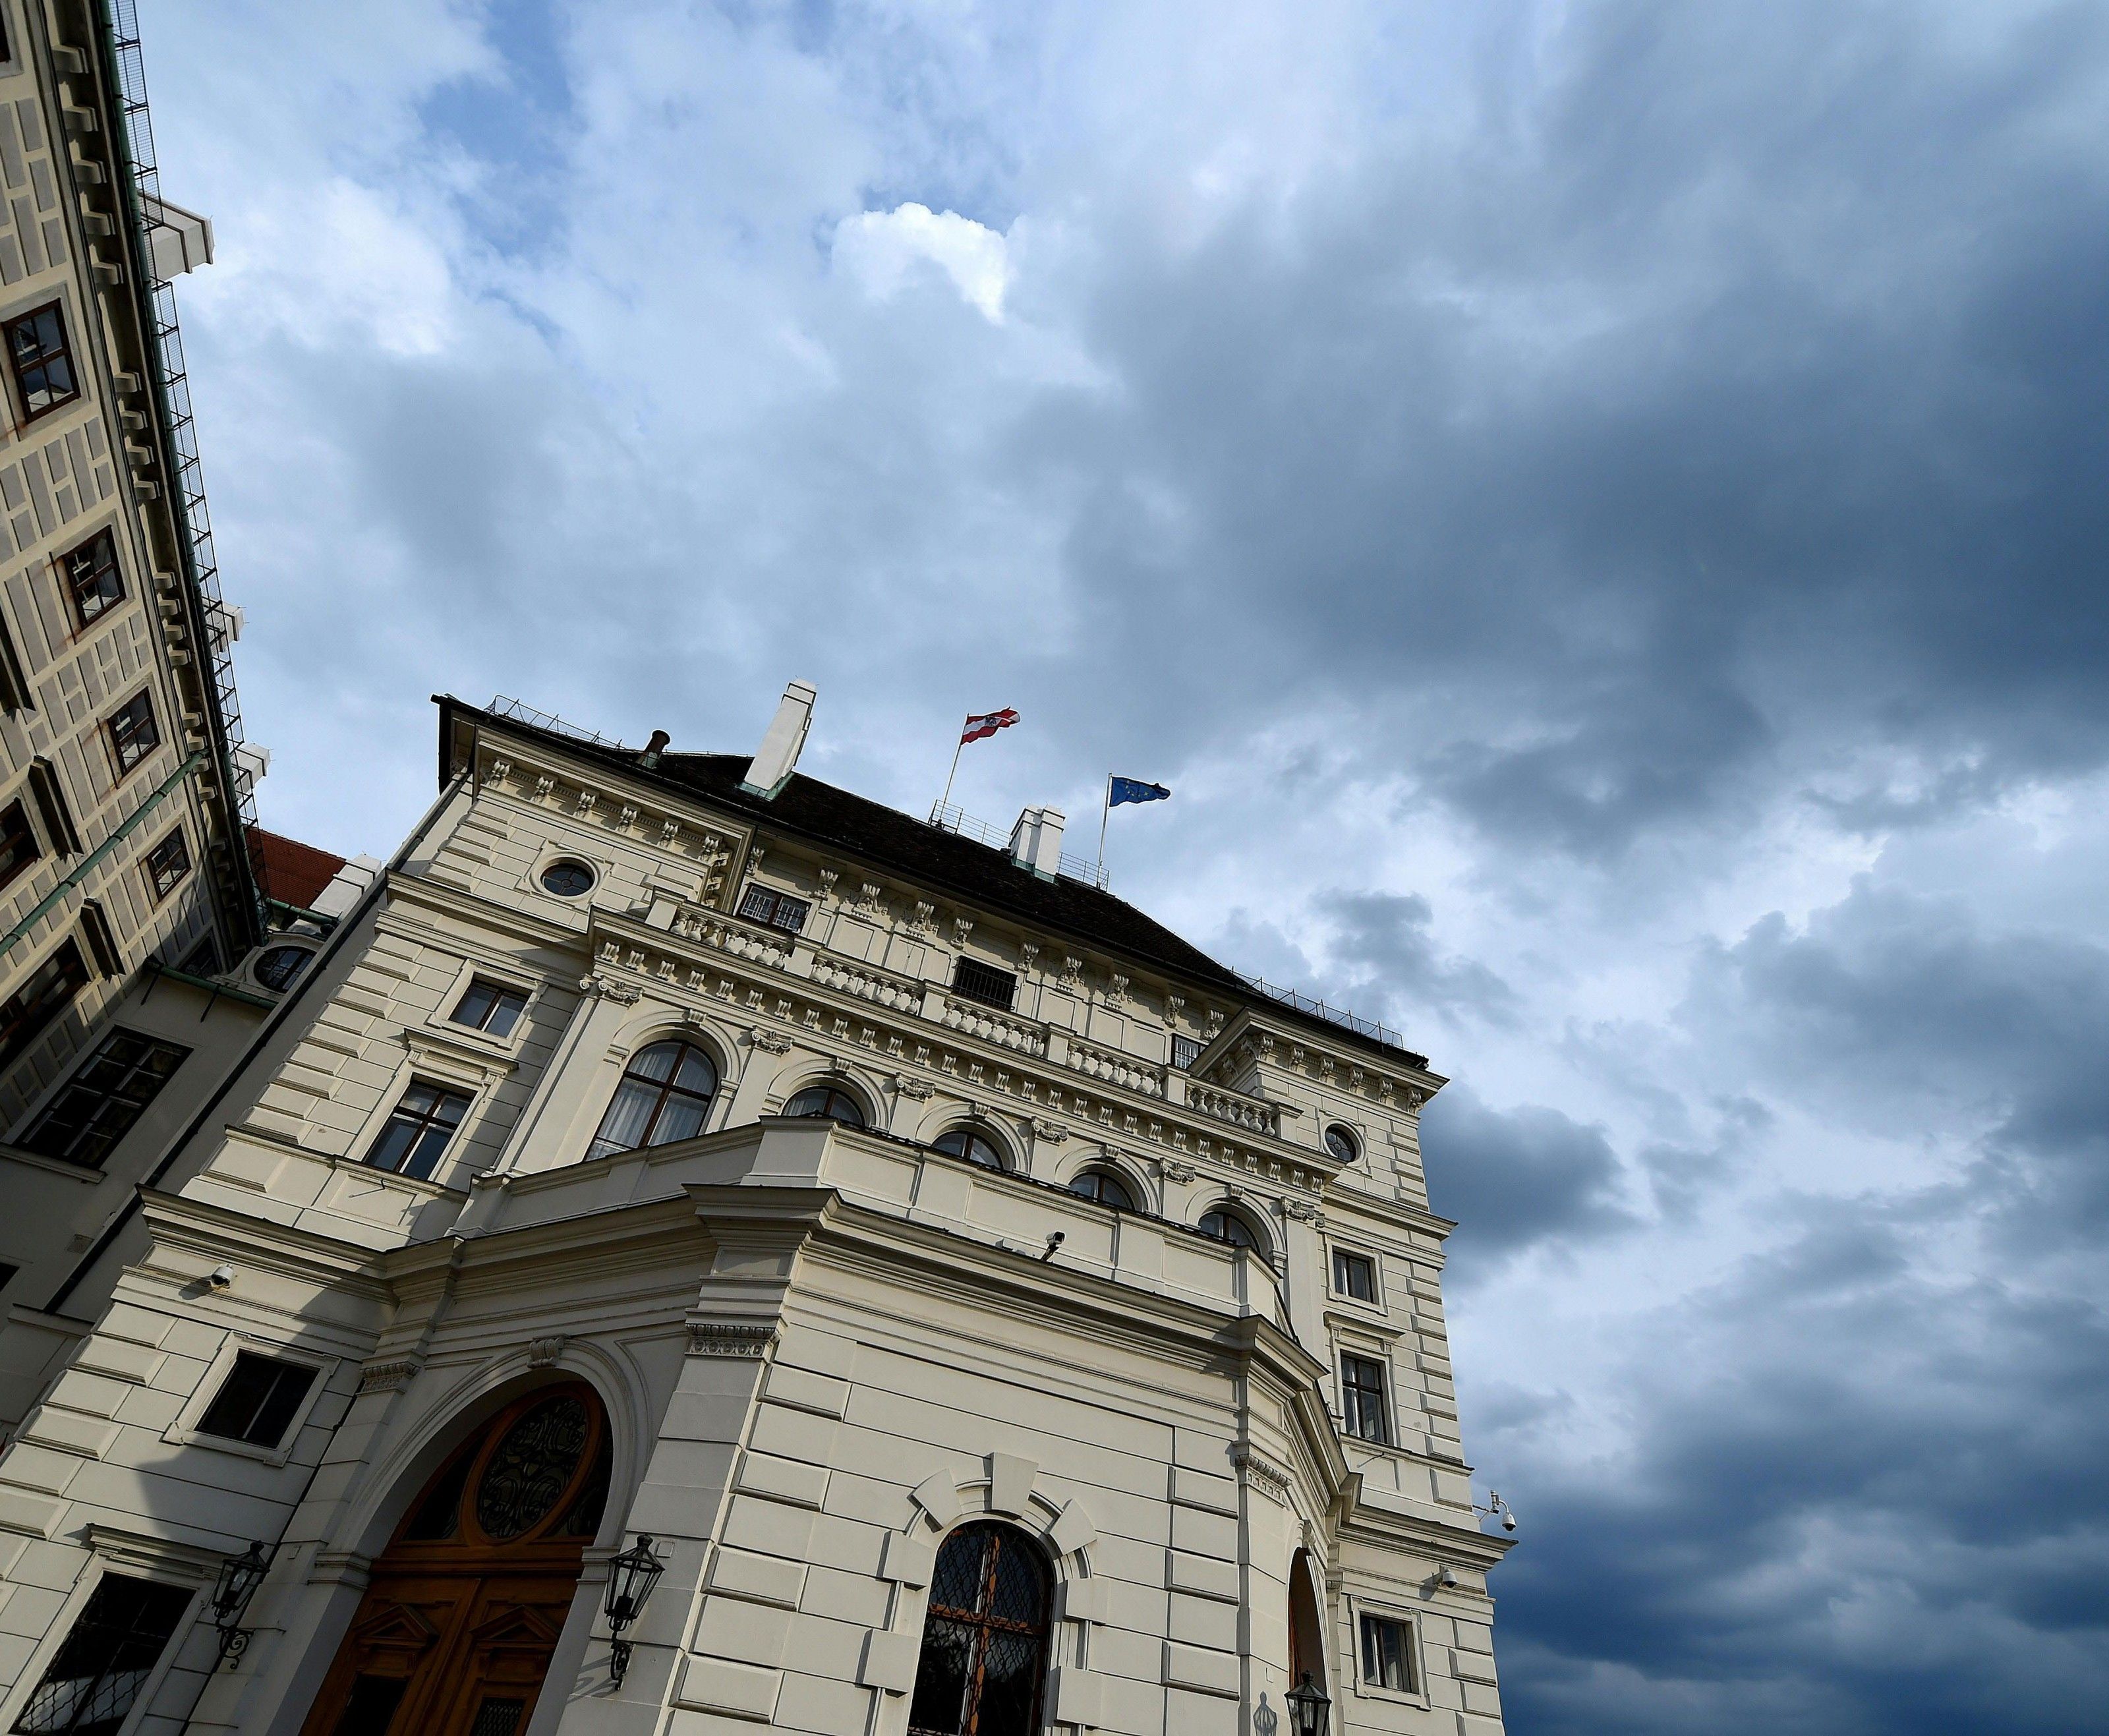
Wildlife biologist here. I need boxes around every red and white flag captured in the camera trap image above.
[961,709,1020,744]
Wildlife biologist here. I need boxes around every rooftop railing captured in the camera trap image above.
[926,801,1111,890]
[488,695,631,752]
[1234,973,1404,1049]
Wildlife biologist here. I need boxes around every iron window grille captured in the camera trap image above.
[952,957,1017,1010]
[144,828,190,902]
[1341,1352,1391,1445]
[588,1039,720,1159]
[196,1350,318,1448]
[906,1521,1051,1736]
[364,1080,473,1182]
[449,977,528,1039]
[0,939,88,1073]
[5,300,80,420]
[1333,1249,1378,1303]
[22,1028,188,1169]
[106,691,160,776]
[1359,1613,1417,1693]
[61,529,125,627]
[0,799,38,892]
[8,1572,192,1735]
[736,884,809,934]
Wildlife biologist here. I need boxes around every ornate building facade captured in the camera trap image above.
[0,686,1513,1736]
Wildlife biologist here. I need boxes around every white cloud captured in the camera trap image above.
[833,202,1012,322]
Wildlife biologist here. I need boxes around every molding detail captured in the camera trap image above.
[358,1358,421,1395]
[749,1027,794,1054]
[895,1075,935,1099]
[1232,1443,1294,1499]
[687,1321,778,1359]
[527,1335,566,1368]
[578,973,643,1004]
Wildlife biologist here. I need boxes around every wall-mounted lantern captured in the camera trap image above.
[604,1534,666,1686]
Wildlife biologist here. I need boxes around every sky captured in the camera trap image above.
[144,2,2108,1730]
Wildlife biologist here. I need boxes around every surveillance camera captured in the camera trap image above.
[207,1264,234,1290]
[1439,1567,1459,1590]
[1041,1230,1066,1261]
[1501,1509,1517,1533]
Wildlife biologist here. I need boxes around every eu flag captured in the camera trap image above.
[1109,777,1170,807]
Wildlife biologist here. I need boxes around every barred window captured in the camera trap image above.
[7,1572,191,1736]
[106,691,159,776]
[1341,1352,1391,1445]
[22,1029,188,1168]
[5,301,80,420]
[196,1351,318,1448]
[737,884,809,934]
[907,1522,1051,1736]
[952,957,1016,1010]
[1170,1035,1203,1071]
[61,529,124,627]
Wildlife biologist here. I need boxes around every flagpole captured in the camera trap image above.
[1098,774,1112,869]
[939,724,966,816]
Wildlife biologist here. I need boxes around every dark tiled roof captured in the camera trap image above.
[248,826,347,910]
[440,697,1428,1069]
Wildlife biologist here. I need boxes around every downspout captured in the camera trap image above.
[41,770,469,1316]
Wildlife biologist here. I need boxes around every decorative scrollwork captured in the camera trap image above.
[476,1395,590,1540]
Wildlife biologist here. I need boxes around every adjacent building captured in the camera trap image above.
[0,685,1513,1736]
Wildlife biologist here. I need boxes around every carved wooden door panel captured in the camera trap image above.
[299,1385,611,1736]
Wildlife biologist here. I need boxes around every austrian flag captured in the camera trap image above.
[960,709,1020,744]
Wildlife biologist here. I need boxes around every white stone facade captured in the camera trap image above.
[0,695,1511,1736]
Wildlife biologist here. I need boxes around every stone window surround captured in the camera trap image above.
[1324,1236,1388,1313]
[161,1331,339,1467]
[426,953,540,1058]
[338,1041,502,1187]
[1344,1592,1432,1710]
[0,1526,216,1736]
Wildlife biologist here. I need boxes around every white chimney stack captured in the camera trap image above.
[739,680,817,799]
[1008,805,1066,879]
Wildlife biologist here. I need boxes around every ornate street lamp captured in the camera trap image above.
[210,1542,272,1668]
[604,1534,666,1687]
[1285,1670,1331,1736]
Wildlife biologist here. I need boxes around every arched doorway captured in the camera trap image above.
[1289,1548,1327,1692]
[907,1521,1052,1736]
[300,1383,612,1736]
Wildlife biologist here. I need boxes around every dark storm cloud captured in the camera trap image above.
[1419,1084,1632,1264]
[1314,891,1517,1027]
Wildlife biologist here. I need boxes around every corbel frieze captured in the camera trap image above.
[686,1321,777,1359]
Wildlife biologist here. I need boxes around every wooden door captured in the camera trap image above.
[300,1385,612,1736]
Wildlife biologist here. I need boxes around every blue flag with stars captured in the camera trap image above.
[1109,777,1170,807]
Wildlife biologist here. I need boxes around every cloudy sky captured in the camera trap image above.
[148,2,2106,1729]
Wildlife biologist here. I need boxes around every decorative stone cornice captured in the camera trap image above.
[359,1358,422,1395]
[578,972,642,1004]
[1232,1443,1295,1499]
[527,1335,566,1368]
[686,1321,777,1359]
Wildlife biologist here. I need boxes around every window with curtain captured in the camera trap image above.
[782,1084,865,1127]
[587,1039,719,1159]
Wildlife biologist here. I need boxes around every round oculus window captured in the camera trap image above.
[1324,1124,1360,1164]
[254,944,314,992]
[539,858,595,898]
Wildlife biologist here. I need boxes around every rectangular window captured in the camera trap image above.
[1341,1352,1391,1445]
[22,1028,189,1169]
[143,829,190,902]
[1333,1249,1378,1303]
[177,934,219,977]
[364,1079,473,1182]
[449,977,528,1039]
[0,799,38,892]
[61,529,124,627]
[107,691,159,776]
[1359,1612,1416,1693]
[196,1350,318,1448]
[952,957,1017,1011]
[5,301,80,420]
[9,1571,192,1735]
[0,939,88,1073]
[736,884,809,934]
[1170,1035,1203,1071]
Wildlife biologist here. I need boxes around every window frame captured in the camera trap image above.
[163,1334,336,1467]
[906,1520,1054,1736]
[933,1123,1008,1171]
[4,297,82,424]
[1198,1203,1265,1252]
[250,942,315,993]
[0,796,39,892]
[105,687,161,781]
[142,826,190,904]
[59,525,126,631]
[736,882,811,935]
[362,1076,477,1184]
[1066,1167,1139,1213]
[18,1026,190,1169]
[0,1565,198,1736]
[586,1036,723,1160]
[1169,1034,1203,1072]
[448,974,530,1041]
[780,1082,867,1128]
[0,937,90,1075]
[1339,1349,1393,1446]
[1347,1599,1429,1708]
[1324,1122,1362,1165]
[1331,1244,1381,1307]
[536,855,596,898]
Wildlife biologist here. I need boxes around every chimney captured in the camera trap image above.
[739,680,817,799]
[1008,805,1066,880]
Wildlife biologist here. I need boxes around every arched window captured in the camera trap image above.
[934,1126,1006,1170]
[1067,1169,1136,1211]
[1199,1205,1262,1250]
[254,944,314,991]
[908,1522,1052,1736]
[1325,1124,1360,1164]
[588,1039,719,1160]
[783,1084,866,1128]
